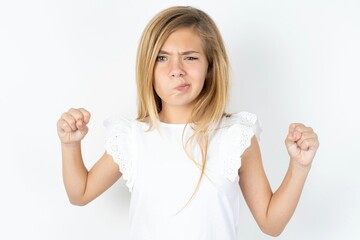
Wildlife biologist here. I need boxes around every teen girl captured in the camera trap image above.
[57,6,319,240]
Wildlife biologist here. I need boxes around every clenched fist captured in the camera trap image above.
[57,108,91,144]
[285,123,319,168]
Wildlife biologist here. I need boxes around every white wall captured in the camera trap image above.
[1,0,359,239]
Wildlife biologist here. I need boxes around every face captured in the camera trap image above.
[153,27,209,112]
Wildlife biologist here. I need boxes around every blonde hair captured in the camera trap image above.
[136,6,230,211]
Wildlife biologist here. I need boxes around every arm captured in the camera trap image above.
[58,108,121,206]
[239,123,319,236]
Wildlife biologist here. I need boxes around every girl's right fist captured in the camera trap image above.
[57,108,91,144]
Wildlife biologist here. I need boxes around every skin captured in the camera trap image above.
[58,108,121,206]
[57,27,319,236]
[154,27,209,124]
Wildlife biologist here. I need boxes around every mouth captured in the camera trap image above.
[175,83,190,91]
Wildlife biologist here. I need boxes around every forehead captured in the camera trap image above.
[161,27,205,52]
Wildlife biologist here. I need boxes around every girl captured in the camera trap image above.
[57,6,319,240]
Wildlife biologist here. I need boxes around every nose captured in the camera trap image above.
[169,58,185,78]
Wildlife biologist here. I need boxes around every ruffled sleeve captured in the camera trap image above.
[104,116,136,192]
[220,111,262,181]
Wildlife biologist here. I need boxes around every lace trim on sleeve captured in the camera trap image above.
[221,112,262,181]
[104,117,135,192]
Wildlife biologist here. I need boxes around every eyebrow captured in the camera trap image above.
[158,50,201,55]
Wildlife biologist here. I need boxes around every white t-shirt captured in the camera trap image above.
[104,111,261,240]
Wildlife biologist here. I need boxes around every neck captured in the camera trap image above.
[159,104,194,124]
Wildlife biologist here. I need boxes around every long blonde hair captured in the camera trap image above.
[136,6,230,210]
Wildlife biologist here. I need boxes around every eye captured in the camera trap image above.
[185,56,198,61]
[156,56,167,62]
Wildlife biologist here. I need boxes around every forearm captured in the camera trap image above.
[265,159,311,235]
[61,142,89,205]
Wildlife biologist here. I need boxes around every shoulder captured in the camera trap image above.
[103,115,149,136]
[220,111,262,139]
[221,111,258,126]
[103,115,139,192]
[218,111,262,181]
[104,115,133,130]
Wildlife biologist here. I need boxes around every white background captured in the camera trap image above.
[1,0,359,239]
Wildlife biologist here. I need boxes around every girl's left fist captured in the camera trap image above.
[285,123,319,167]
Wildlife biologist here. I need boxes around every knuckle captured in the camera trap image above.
[69,108,79,115]
[61,112,69,118]
[62,122,70,130]
[79,108,90,118]
[69,109,82,119]
[68,119,76,125]
[57,121,63,129]
[295,126,302,132]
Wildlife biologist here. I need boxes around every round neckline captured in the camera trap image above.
[136,119,194,129]
[159,121,188,128]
